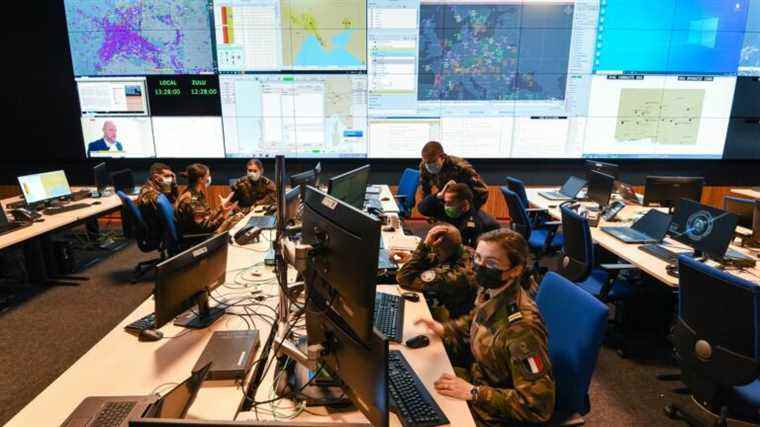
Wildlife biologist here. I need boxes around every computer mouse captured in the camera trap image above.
[91,201,101,205]
[380,197,390,202]
[665,264,680,278]
[138,329,163,342]
[406,335,430,349]
[382,225,396,232]
[401,291,419,302]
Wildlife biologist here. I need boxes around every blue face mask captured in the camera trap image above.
[425,161,442,174]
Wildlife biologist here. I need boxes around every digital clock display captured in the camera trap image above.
[146,76,221,116]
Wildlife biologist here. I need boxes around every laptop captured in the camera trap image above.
[539,176,588,201]
[0,206,32,236]
[378,237,397,270]
[62,363,211,427]
[245,215,276,230]
[601,209,672,244]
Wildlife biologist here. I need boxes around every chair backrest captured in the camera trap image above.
[506,176,530,209]
[676,256,760,388]
[396,168,420,215]
[723,196,756,229]
[500,187,532,240]
[558,206,594,283]
[536,272,609,416]
[155,193,180,255]
[116,191,156,253]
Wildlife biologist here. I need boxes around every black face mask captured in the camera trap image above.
[475,263,506,290]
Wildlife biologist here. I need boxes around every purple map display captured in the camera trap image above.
[65,0,214,75]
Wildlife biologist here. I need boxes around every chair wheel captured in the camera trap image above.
[664,404,677,419]
[617,348,627,358]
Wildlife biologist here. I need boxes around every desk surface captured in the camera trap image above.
[8,185,474,427]
[731,188,760,200]
[0,189,123,251]
[527,188,760,287]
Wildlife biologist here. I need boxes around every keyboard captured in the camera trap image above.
[538,190,570,201]
[378,248,397,270]
[92,401,136,427]
[639,244,679,264]
[42,203,90,215]
[124,313,156,335]
[0,222,30,236]
[374,293,404,342]
[246,215,276,230]
[365,197,383,212]
[601,227,652,243]
[388,350,449,427]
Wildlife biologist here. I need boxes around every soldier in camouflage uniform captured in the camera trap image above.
[229,159,276,212]
[417,141,489,218]
[396,224,478,321]
[417,228,555,426]
[135,163,179,242]
[174,163,242,235]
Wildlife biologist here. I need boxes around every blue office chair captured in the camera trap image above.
[663,256,760,426]
[536,272,609,424]
[506,176,550,228]
[394,168,420,219]
[155,194,212,256]
[558,205,637,302]
[116,191,165,283]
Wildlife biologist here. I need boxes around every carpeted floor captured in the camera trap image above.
[0,224,739,426]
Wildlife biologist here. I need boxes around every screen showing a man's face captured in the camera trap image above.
[103,122,117,142]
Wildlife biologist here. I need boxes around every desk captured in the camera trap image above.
[527,188,760,287]
[731,188,760,200]
[8,185,475,427]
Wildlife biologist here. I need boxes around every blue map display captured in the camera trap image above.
[294,30,363,67]
[417,4,574,101]
[64,0,215,76]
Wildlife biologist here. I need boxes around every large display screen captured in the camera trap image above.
[64,0,760,159]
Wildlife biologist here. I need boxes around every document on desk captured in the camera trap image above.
[386,234,421,252]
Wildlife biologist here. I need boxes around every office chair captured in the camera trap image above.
[506,176,550,227]
[501,187,562,279]
[116,191,165,283]
[394,168,420,219]
[155,194,212,256]
[536,272,609,425]
[663,256,760,426]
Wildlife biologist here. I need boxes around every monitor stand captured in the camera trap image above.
[174,292,225,329]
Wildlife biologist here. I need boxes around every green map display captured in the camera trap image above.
[615,89,705,145]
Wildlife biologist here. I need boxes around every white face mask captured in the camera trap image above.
[205,176,212,187]
[248,171,261,182]
[162,176,173,185]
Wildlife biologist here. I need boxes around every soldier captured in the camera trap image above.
[175,163,242,235]
[135,163,179,242]
[441,183,500,248]
[417,141,489,218]
[416,228,555,426]
[228,159,276,211]
[395,223,478,321]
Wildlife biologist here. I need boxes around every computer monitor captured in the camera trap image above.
[131,420,370,426]
[585,160,619,181]
[723,196,756,229]
[93,162,110,195]
[17,170,72,205]
[301,185,381,343]
[753,202,760,247]
[586,171,615,210]
[154,233,229,330]
[327,165,371,210]
[669,198,739,260]
[289,162,322,189]
[643,176,705,210]
[284,187,301,224]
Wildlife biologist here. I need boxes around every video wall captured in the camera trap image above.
[64,0,760,159]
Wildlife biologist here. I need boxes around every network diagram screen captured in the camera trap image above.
[63,0,760,159]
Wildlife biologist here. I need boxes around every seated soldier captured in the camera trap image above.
[440,183,500,248]
[416,228,556,426]
[394,223,478,321]
[228,159,276,212]
[136,162,179,243]
[417,141,489,219]
[174,163,242,235]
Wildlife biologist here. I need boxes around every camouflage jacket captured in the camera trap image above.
[419,155,489,208]
[443,284,555,426]
[174,188,233,235]
[135,180,178,243]
[396,241,478,321]
[230,176,276,208]
[136,179,178,207]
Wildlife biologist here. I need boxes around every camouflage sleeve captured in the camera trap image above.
[175,195,224,235]
[228,179,242,204]
[169,183,179,204]
[419,161,433,195]
[473,324,556,423]
[463,165,489,208]
[396,242,434,291]
[442,309,475,362]
[260,178,277,205]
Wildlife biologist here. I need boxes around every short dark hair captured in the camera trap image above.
[149,162,171,175]
[477,228,528,270]
[183,163,210,185]
[445,183,473,204]
[421,141,444,158]
[246,158,263,171]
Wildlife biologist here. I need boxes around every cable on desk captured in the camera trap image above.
[151,382,179,395]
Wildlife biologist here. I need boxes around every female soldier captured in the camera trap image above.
[174,163,241,235]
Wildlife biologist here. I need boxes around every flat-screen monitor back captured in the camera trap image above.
[94,162,109,192]
[586,171,614,209]
[643,176,704,208]
[669,198,738,259]
[327,165,370,210]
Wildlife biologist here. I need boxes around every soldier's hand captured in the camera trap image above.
[414,317,444,337]
[424,226,448,246]
[389,250,412,264]
[434,373,474,401]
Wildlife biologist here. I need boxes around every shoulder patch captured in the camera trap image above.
[421,269,437,283]
[507,303,522,324]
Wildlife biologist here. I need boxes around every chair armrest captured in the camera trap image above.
[526,207,548,213]
[543,220,562,228]
[394,195,408,201]
[599,263,637,271]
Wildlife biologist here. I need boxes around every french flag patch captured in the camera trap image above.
[524,355,543,374]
